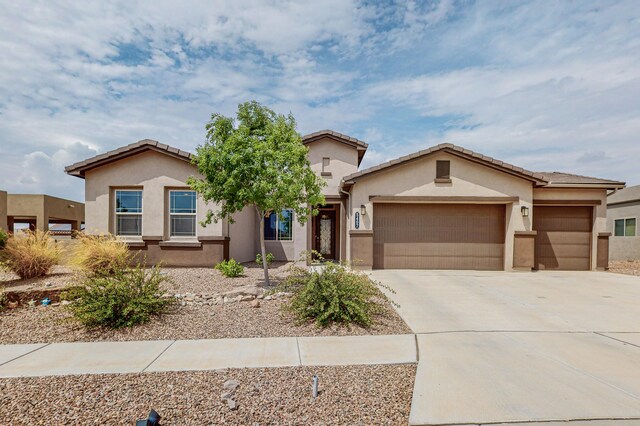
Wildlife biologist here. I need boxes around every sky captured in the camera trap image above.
[1,0,639,202]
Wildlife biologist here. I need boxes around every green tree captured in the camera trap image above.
[188,101,326,285]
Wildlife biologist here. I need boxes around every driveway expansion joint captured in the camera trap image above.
[142,340,176,372]
[0,343,50,368]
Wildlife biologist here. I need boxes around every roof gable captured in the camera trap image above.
[65,139,193,178]
[341,143,548,188]
[302,130,368,165]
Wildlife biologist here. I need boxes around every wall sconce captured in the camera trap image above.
[521,206,529,217]
[360,205,366,215]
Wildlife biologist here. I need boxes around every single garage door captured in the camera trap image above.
[373,203,505,270]
[533,206,592,270]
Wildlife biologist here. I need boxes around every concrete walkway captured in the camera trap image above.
[0,334,417,378]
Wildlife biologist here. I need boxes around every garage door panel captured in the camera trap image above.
[533,206,592,271]
[373,203,505,270]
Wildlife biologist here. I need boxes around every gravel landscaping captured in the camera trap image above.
[0,364,416,425]
[0,263,411,344]
[608,260,640,276]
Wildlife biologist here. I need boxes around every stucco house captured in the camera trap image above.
[65,130,625,271]
[607,185,640,261]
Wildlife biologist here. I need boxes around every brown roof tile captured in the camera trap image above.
[65,139,194,178]
[537,172,625,187]
[342,143,548,185]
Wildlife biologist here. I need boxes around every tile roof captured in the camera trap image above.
[65,139,193,178]
[342,143,548,185]
[302,130,368,149]
[536,172,625,187]
[607,184,640,205]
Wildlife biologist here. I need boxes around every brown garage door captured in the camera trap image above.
[533,206,592,270]
[373,203,505,270]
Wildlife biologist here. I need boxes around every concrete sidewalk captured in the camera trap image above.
[0,334,416,378]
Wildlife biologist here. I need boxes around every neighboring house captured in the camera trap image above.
[5,194,84,236]
[65,130,624,271]
[607,185,640,261]
[0,190,7,231]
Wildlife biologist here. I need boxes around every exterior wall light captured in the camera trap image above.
[521,206,529,217]
[360,205,367,215]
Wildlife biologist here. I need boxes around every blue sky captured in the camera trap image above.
[1,0,639,201]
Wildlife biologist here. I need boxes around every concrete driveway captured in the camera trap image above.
[371,270,640,425]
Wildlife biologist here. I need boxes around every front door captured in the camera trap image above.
[313,208,336,261]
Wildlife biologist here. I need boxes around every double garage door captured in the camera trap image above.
[372,203,592,270]
[373,204,506,270]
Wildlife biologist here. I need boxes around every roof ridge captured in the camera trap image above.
[342,143,547,184]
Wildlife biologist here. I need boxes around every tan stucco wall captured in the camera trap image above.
[229,206,257,263]
[348,152,534,270]
[264,217,307,262]
[7,194,84,231]
[84,150,223,239]
[307,137,359,196]
[533,187,608,270]
[0,190,7,231]
[607,201,640,261]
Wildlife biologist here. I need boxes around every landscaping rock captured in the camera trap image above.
[226,398,238,410]
[220,390,234,400]
[251,300,261,308]
[240,295,254,302]
[223,379,240,391]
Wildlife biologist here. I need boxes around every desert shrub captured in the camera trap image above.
[2,230,61,279]
[215,259,244,277]
[70,233,131,276]
[283,262,386,327]
[0,228,8,249]
[63,265,172,328]
[0,290,5,312]
[255,252,275,266]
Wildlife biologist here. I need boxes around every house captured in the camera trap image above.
[64,130,625,271]
[0,190,7,231]
[607,185,640,261]
[5,194,84,236]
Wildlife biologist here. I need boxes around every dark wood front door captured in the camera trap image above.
[313,208,337,261]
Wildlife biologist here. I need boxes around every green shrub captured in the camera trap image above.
[0,228,8,249]
[215,259,244,277]
[255,252,275,266]
[283,262,386,328]
[0,290,5,313]
[62,265,172,328]
[2,230,61,279]
[70,233,131,276]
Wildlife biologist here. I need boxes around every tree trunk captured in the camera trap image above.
[256,206,270,286]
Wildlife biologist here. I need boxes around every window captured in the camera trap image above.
[115,190,142,236]
[170,190,197,237]
[615,218,636,237]
[322,157,330,172]
[264,209,293,241]
[436,160,450,179]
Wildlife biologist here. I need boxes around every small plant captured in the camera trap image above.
[70,233,131,276]
[0,228,8,249]
[62,264,172,328]
[283,262,387,328]
[0,290,6,313]
[2,230,61,279]
[215,259,244,277]
[255,252,275,266]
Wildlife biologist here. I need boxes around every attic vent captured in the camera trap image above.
[436,160,450,180]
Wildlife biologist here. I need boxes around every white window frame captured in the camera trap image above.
[169,190,197,239]
[614,217,637,237]
[114,189,143,238]
[264,209,294,241]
